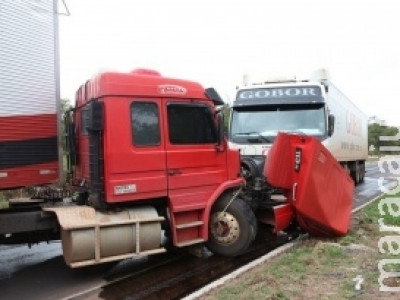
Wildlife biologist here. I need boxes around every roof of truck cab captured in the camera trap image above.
[75,71,208,105]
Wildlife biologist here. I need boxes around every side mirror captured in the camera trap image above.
[205,88,225,106]
[328,114,335,136]
[216,112,225,152]
[86,100,104,131]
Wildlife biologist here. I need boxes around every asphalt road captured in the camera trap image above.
[354,160,398,208]
[0,161,398,300]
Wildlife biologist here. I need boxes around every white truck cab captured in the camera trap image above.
[229,69,368,184]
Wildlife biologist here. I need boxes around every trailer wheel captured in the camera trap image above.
[357,164,362,184]
[206,194,257,257]
[359,163,365,183]
[350,162,361,185]
[355,166,360,185]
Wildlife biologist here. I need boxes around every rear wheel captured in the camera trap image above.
[350,162,361,185]
[206,194,257,256]
[359,162,365,183]
[356,163,361,184]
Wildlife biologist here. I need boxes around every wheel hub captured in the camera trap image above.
[210,211,240,245]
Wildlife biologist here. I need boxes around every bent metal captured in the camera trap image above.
[238,87,320,100]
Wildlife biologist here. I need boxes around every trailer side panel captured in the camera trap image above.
[0,0,59,189]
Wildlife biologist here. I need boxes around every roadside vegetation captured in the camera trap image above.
[0,189,29,209]
[0,194,8,209]
[202,194,400,300]
[368,123,399,156]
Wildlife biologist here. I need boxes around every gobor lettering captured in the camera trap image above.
[238,87,320,100]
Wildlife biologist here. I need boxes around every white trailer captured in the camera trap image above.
[0,0,61,189]
[229,69,368,184]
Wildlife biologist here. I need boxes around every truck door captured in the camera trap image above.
[164,101,227,211]
[104,98,167,203]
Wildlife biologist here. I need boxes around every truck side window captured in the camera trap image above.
[131,102,160,146]
[167,103,217,144]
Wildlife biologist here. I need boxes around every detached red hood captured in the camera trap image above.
[264,132,354,237]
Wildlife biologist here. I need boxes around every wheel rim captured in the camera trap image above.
[210,211,240,245]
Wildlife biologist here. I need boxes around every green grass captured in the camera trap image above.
[0,192,9,209]
[207,240,353,299]
[205,191,400,300]
[0,200,8,209]
[0,188,30,209]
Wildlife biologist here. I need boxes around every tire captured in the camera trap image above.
[206,193,257,257]
[359,163,365,183]
[350,162,360,185]
[355,164,361,185]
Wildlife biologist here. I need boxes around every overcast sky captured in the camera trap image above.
[59,0,399,126]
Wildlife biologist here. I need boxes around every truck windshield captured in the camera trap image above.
[230,104,326,143]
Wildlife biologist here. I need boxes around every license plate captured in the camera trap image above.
[114,184,136,195]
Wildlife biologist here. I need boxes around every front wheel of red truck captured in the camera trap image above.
[207,194,257,256]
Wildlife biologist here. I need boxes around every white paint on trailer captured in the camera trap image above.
[0,0,58,117]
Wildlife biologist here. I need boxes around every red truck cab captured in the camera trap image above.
[59,70,254,267]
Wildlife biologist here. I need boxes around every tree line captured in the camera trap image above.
[368,123,400,155]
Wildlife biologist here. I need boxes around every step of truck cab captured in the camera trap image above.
[172,209,206,247]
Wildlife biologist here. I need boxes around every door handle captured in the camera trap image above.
[167,169,182,176]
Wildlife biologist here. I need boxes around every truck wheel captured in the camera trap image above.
[355,165,360,184]
[350,162,360,185]
[359,163,365,183]
[206,194,257,257]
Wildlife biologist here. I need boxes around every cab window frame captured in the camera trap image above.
[130,100,161,147]
[167,102,217,145]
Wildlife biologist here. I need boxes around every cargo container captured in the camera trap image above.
[0,0,61,189]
